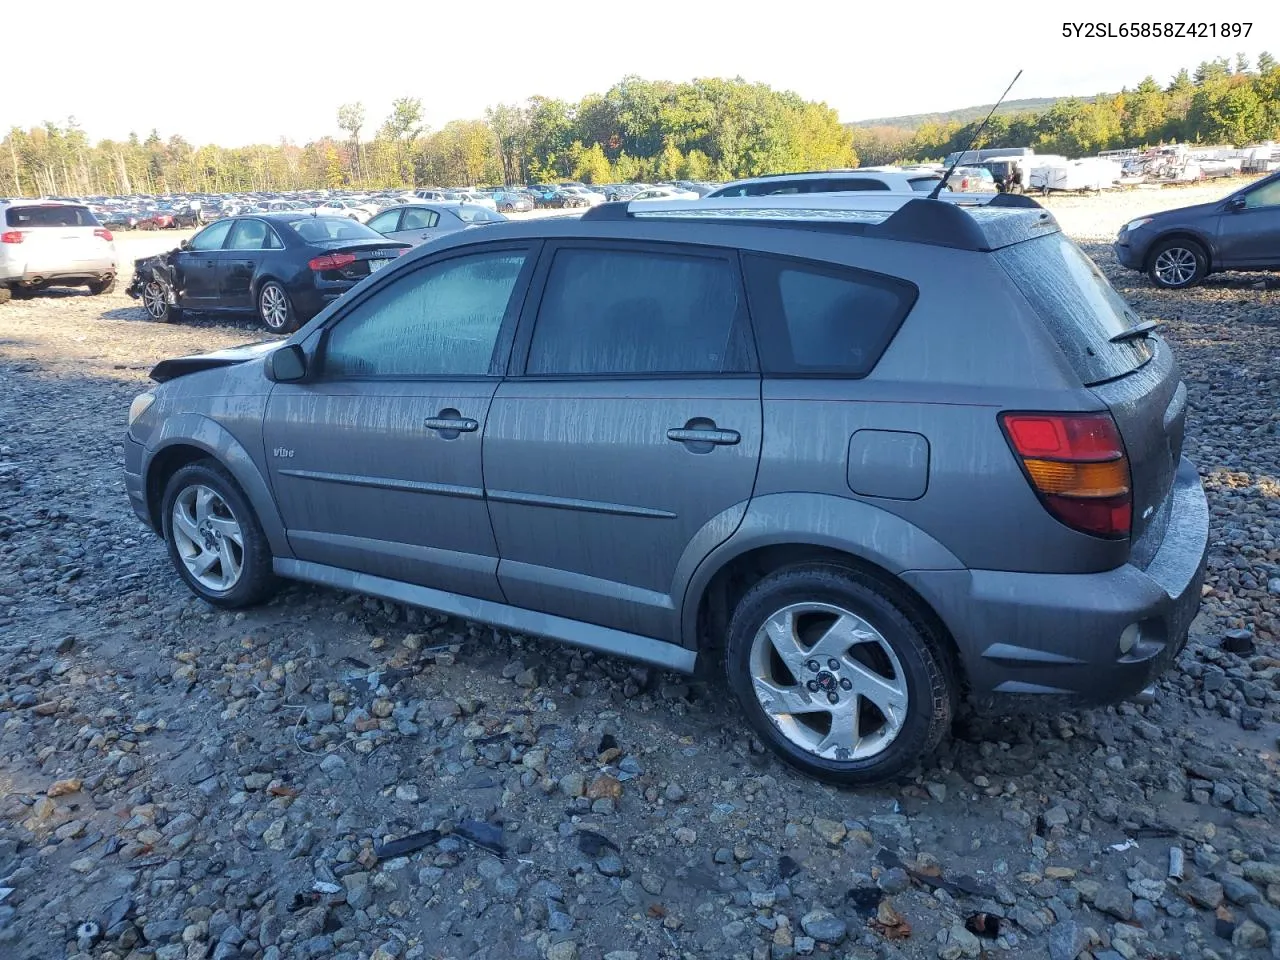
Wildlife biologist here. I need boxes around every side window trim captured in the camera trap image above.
[312,241,542,382]
[507,238,758,380]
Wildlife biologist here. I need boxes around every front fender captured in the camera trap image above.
[677,492,964,649]
[147,413,292,559]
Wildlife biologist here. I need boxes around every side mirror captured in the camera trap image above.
[1227,195,1247,211]
[267,343,308,382]
[179,239,192,250]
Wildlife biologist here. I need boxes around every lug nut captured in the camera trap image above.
[827,658,840,671]
[807,679,819,692]
[827,693,839,705]
[806,660,820,672]
[840,678,853,690]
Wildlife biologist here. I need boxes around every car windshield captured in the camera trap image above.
[454,206,504,223]
[5,204,99,227]
[287,217,383,243]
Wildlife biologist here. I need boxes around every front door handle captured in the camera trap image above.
[667,427,740,446]
[425,411,479,439]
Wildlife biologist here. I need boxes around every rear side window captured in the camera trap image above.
[995,234,1151,385]
[741,254,917,377]
[526,246,750,376]
[5,204,99,227]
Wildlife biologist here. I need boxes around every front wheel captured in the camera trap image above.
[142,279,181,322]
[257,280,299,333]
[725,564,954,786]
[161,460,277,608]
[1147,238,1207,289]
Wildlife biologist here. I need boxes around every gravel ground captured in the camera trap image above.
[2,183,1279,960]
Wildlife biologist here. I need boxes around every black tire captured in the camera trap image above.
[161,459,277,608]
[10,285,36,300]
[257,280,300,333]
[724,563,953,786]
[87,276,116,295]
[1147,237,1208,289]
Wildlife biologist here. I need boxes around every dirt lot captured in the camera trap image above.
[1,183,1279,960]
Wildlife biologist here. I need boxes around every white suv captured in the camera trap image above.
[1,200,118,302]
[705,169,946,198]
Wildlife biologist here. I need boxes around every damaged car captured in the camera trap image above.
[127,213,409,332]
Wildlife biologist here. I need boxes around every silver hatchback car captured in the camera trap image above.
[124,193,1209,785]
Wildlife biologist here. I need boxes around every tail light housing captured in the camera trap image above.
[94,228,114,241]
[308,251,357,272]
[1000,412,1132,539]
[1,230,25,244]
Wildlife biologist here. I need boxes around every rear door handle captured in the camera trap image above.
[425,417,479,432]
[667,427,740,446]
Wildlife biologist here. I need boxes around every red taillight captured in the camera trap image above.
[1,230,25,244]
[94,228,113,241]
[308,252,357,272]
[1001,412,1132,539]
[960,178,969,189]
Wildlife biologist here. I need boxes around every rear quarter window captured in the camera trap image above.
[995,234,1151,385]
[741,253,918,377]
[5,205,99,227]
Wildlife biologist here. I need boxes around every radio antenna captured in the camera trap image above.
[929,69,1022,200]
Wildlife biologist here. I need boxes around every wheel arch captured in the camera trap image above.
[144,415,292,559]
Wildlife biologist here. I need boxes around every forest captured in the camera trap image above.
[3,56,1278,197]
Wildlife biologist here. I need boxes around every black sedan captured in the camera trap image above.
[1114,170,1280,288]
[126,214,410,332]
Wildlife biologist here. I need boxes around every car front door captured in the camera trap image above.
[483,241,763,643]
[173,219,234,304]
[263,243,538,600]
[222,218,283,310]
[1217,177,1280,267]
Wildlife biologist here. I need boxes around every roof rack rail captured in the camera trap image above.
[578,193,1052,252]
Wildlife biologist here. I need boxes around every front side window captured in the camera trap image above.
[526,246,746,376]
[189,220,234,251]
[1243,178,1280,209]
[323,251,527,378]
[742,254,917,377]
[367,210,401,233]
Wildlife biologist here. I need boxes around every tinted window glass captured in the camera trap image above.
[995,234,1151,385]
[4,204,99,227]
[455,206,503,223]
[526,247,745,376]
[742,254,917,377]
[367,210,401,233]
[288,217,383,243]
[1243,178,1280,209]
[227,219,269,250]
[190,220,234,251]
[401,208,439,229]
[324,251,526,378]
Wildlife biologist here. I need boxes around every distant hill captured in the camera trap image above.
[850,96,1095,130]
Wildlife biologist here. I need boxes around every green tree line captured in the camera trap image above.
[0,76,855,197]
[852,55,1280,165]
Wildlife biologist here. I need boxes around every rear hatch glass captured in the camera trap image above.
[6,205,100,228]
[994,233,1150,386]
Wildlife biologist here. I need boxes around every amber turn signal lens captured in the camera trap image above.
[1021,458,1130,498]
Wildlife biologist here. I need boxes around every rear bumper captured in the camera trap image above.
[904,456,1209,710]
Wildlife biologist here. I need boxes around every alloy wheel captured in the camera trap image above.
[170,484,244,591]
[142,281,169,319]
[1153,247,1198,286]
[748,602,909,762]
[260,285,288,330]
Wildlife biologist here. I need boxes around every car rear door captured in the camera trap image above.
[391,207,442,244]
[263,242,538,600]
[221,218,283,309]
[482,240,763,643]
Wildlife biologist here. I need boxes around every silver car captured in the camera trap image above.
[1,200,118,302]
[366,203,507,246]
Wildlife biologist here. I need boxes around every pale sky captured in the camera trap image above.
[6,0,1276,146]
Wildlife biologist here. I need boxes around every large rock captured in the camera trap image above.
[799,909,847,945]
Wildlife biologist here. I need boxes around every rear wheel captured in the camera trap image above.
[87,276,116,295]
[725,564,954,786]
[257,280,299,333]
[1147,238,1207,289]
